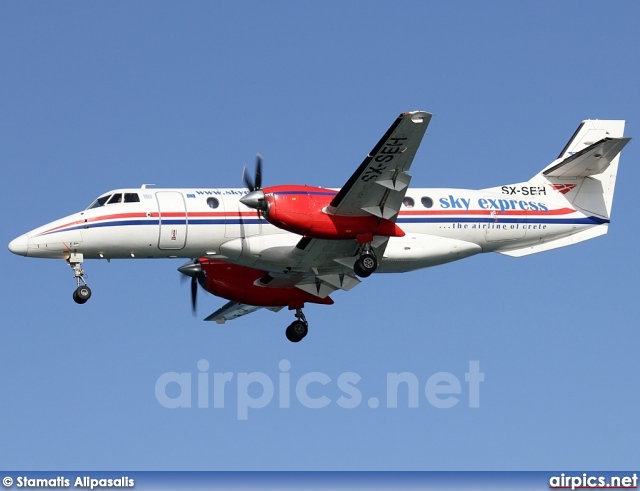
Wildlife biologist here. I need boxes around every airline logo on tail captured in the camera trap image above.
[550,184,577,195]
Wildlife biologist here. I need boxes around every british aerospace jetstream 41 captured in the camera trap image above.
[8,112,630,342]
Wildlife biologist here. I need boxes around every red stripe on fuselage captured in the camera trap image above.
[36,205,577,237]
[35,211,261,236]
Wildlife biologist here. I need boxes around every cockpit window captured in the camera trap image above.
[87,192,140,209]
[124,193,140,203]
[106,193,123,204]
[87,195,111,209]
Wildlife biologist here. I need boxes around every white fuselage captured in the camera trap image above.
[9,186,605,274]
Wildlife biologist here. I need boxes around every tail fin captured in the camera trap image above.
[530,120,630,219]
[499,120,630,257]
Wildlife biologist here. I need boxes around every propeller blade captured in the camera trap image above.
[242,165,255,192]
[255,153,263,190]
[191,277,197,315]
[178,259,203,317]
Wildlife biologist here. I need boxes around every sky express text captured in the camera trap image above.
[439,194,549,212]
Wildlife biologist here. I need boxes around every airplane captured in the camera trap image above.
[8,111,631,342]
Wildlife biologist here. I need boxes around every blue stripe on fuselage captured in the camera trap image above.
[396,216,609,225]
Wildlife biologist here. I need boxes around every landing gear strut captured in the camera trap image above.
[354,243,377,278]
[285,308,308,343]
[69,256,92,304]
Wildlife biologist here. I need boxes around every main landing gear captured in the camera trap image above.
[285,308,309,343]
[353,244,378,278]
[69,256,92,304]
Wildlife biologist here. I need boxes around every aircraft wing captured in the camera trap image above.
[327,111,431,220]
[283,111,432,299]
[204,301,283,324]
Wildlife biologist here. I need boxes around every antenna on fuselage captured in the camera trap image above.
[140,184,156,189]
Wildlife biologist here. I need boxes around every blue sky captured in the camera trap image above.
[1,1,639,471]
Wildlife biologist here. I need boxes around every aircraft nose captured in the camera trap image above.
[8,234,29,256]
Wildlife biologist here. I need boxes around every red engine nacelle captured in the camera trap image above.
[199,258,333,309]
[261,185,404,241]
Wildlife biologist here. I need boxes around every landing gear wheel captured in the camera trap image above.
[73,285,92,304]
[286,320,308,343]
[69,259,91,304]
[354,254,377,278]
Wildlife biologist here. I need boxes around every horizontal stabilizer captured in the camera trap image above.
[543,137,630,178]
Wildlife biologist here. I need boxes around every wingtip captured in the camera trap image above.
[403,110,432,123]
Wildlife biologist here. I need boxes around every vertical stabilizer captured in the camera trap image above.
[530,120,629,219]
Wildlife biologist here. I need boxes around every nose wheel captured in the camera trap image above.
[73,285,92,304]
[285,308,309,343]
[69,259,92,304]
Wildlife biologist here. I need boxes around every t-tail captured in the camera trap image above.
[497,119,630,257]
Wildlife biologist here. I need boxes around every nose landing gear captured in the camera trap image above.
[73,284,92,304]
[69,255,91,304]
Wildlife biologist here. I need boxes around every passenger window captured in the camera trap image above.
[88,195,111,209]
[421,197,434,208]
[107,194,123,204]
[124,193,140,203]
[403,197,415,208]
[207,197,220,209]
